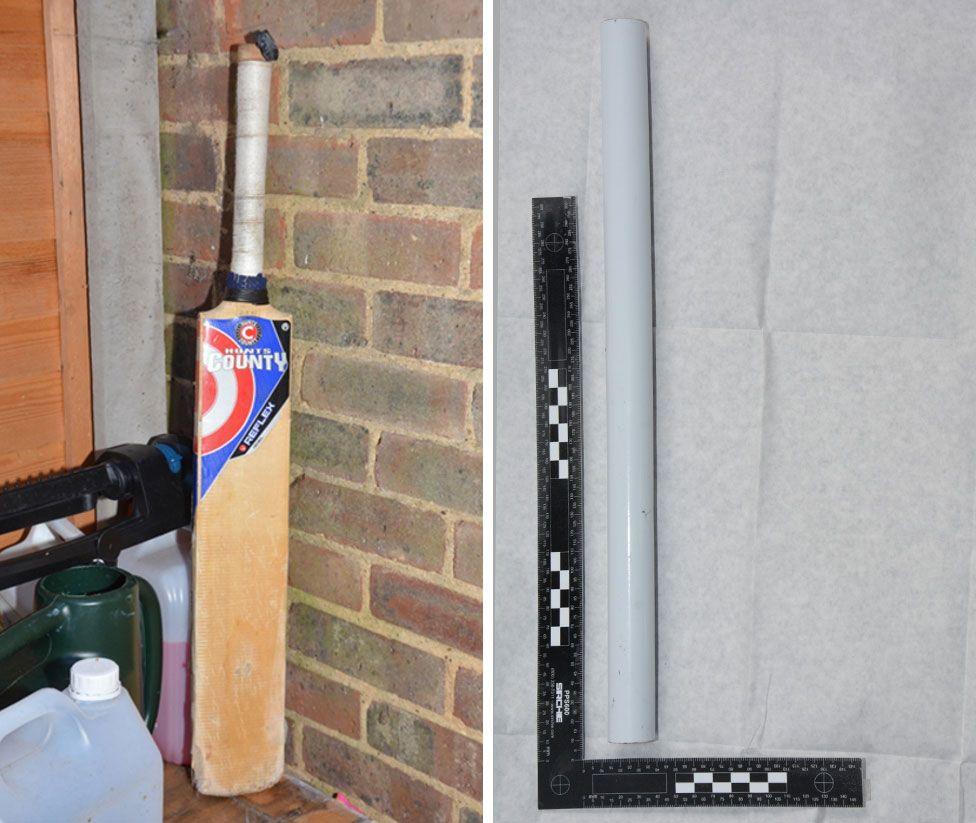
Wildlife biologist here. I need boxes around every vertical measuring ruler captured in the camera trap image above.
[532,196,864,809]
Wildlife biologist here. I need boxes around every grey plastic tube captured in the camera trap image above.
[602,18,657,744]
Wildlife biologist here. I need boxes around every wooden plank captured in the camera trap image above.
[0,314,61,381]
[0,238,58,275]
[0,372,65,489]
[0,44,48,112]
[0,0,45,42]
[0,270,60,321]
[43,0,92,469]
[0,139,55,243]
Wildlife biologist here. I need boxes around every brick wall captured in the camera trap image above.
[156,3,482,821]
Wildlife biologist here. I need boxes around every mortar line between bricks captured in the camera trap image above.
[366,430,380,490]
[288,586,482,669]
[444,661,458,718]
[158,40,483,67]
[292,523,484,599]
[374,0,387,45]
[463,382,478,447]
[289,516,484,588]
[292,716,305,771]
[162,118,484,141]
[298,338,482,383]
[290,395,481,456]
[442,512,458,578]
[460,53,473,128]
[285,655,482,744]
[288,526,483,603]
[291,403,476,459]
[285,707,484,808]
[271,189,483,222]
[165,256,483,304]
[163,185,482,224]
[162,175,482,225]
[458,222,474,288]
[247,120,485,140]
[299,462,482,520]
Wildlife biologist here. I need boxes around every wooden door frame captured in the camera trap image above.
[43,0,92,469]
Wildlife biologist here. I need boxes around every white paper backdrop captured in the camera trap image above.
[494,1,976,820]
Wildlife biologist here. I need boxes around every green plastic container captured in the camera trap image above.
[0,564,162,728]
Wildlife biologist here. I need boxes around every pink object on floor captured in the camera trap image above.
[334,793,366,815]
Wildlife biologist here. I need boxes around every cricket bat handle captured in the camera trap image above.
[230,38,275,279]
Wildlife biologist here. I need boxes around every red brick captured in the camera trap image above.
[161,200,224,263]
[469,223,483,289]
[375,433,481,514]
[264,208,286,269]
[368,138,481,209]
[159,64,229,123]
[159,132,218,192]
[294,212,460,287]
[290,475,445,571]
[384,0,481,41]
[290,57,462,129]
[366,701,481,799]
[289,604,446,711]
[162,261,213,314]
[289,537,363,610]
[303,727,453,823]
[267,136,358,199]
[453,520,482,587]
[373,292,481,368]
[370,566,481,656]
[157,0,221,53]
[290,412,369,482]
[286,663,360,738]
[224,0,375,49]
[302,352,468,439]
[268,278,366,347]
[454,667,482,730]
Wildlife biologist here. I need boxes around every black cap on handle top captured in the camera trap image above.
[246,29,279,61]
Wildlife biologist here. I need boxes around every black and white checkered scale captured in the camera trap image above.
[548,367,570,646]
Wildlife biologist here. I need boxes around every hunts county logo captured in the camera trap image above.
[235,320,261,345]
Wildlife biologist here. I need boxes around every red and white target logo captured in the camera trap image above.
[199,324,255,455]
[235,320,261,346]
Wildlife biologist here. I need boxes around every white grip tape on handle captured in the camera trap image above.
[230,60,272,278]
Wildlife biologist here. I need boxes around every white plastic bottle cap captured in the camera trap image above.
[68,657,122,701]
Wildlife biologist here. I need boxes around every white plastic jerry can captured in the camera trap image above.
[0,658,163,822]
[118,528,192,764]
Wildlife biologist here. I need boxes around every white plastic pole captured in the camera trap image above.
[230,56,272,277]
[602,18,657,744]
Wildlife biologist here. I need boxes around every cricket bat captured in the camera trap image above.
[191,32,291,796]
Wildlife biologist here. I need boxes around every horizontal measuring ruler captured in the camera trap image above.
[532,195,864,809]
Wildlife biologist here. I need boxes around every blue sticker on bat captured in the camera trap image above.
[195,316,290,502]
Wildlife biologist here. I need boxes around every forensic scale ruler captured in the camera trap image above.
[532,196,864,809]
